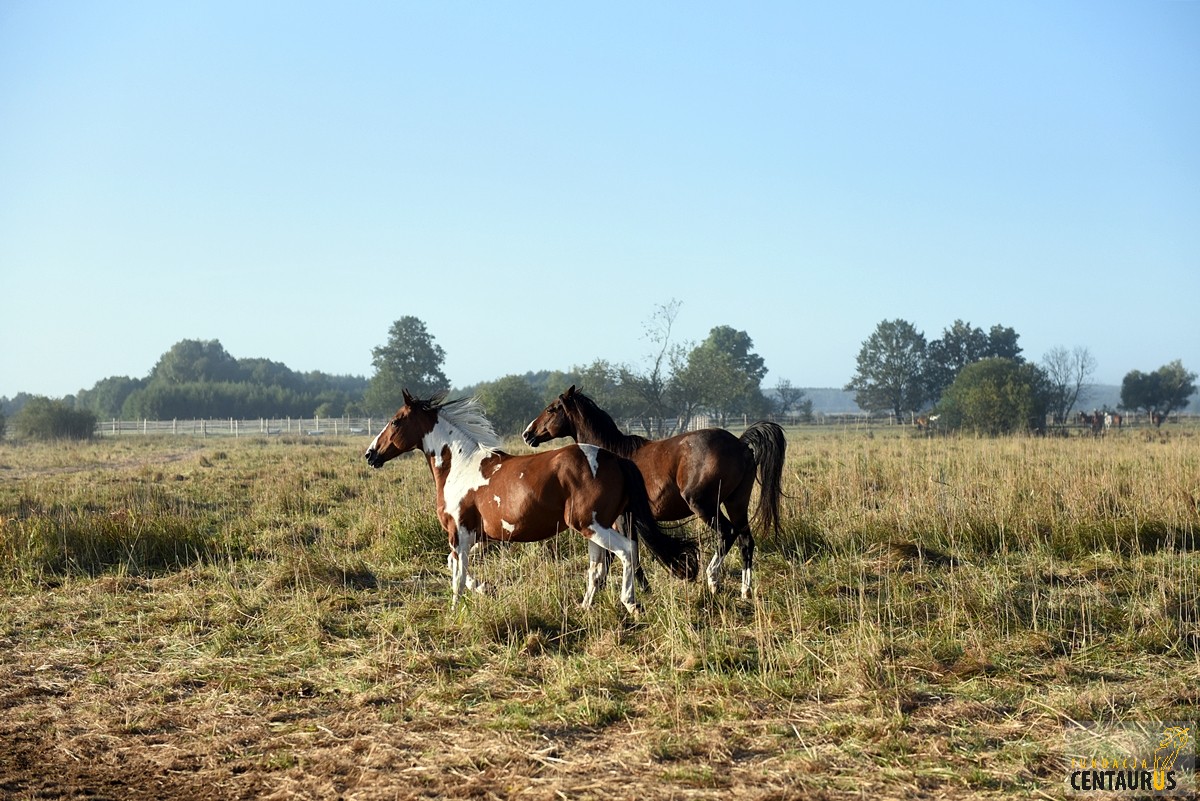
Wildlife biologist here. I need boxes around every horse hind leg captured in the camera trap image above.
[615,514,651,594]
[580,540,610,609]
[584,523,640,615]
[737,531,755,599]
[690,496,738,594]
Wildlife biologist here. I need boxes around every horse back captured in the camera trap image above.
[631,428,754,520]
[466,446,627,543]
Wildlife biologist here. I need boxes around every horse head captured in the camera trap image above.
[522,385,580,447]
[365,389,440,468]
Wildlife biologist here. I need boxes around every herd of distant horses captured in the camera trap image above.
[364,387,1172,610]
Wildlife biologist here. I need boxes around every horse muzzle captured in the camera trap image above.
[364,448,386,469]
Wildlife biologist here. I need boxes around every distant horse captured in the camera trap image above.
[522,386,786,598]
[915,414,939,433]
[1078,411,1104,435]
[365,391,699,612]
[1152,411,1167,428]
[1103,412,1122,432]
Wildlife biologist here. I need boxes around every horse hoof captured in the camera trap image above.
[624,602,643,617]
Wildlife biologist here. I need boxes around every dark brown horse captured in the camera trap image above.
[1078,411,1104,435]
[523,386,786,598]
[365,391,698,612]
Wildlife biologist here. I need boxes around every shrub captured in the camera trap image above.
[12,397,97,441]
[935,358,1050,435]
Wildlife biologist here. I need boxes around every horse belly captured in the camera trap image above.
[475,480,566,543]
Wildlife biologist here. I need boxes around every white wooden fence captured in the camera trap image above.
[95,417,379,438]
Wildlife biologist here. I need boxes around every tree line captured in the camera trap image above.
[1,307,1193,441]
[845,318,1195,434]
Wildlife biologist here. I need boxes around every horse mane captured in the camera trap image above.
[421,394,505,455]
[564,390,648,458]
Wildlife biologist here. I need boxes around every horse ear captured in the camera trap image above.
[402,389,414,405]
[565,385,576,396]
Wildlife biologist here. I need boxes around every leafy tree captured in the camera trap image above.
[364,316,450,415]
[150,339,240,384]
[986,325,1023,362]
[678,325,770,425]
[845,319,928,420]
[74,376,145,419]
[474,375,543,436]
[1040,346,1096,424]
[924,320,1023,403]
[935,358,1050,435]
[0,410,6,441]
[12,396,97,441]
[1120,360,1197,421]
[775,379,813,422]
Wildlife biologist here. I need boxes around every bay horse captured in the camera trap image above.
[364,391,698,613]
[522,386,786,599]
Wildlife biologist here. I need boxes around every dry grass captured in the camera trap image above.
[1,426,1197,799]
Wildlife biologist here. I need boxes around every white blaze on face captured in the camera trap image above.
[578,443,602,477]
[365,423,388,457]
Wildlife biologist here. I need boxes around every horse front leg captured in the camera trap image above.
[447,526,488,607]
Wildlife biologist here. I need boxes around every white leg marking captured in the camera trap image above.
[706,550,725,593]
[586,518,638,614]
[581,540,608,609]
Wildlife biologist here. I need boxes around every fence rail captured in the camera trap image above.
[95,417,378,438]
[91,410,1195,439]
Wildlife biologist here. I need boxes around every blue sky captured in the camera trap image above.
[2,1,1197,400]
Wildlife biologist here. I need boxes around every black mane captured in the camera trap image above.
[564,391,648,458]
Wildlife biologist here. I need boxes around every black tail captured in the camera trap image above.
[617,457,699,581]
[740,421,787,535]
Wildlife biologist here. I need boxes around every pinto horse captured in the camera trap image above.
[522,386,786,599]
[365,391,698,612]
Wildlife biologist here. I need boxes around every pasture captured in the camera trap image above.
[1,425,1197,799]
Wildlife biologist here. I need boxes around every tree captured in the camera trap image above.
[1120,360,1196,422]
[74,376,145,419]
[619,300,691,436]
[924,320,1024,403]
[364,317,450,415]
[12,397,97,441]
[474,375,543,436]
[845,319,928,420]
[677,325,770,425]
[775,379,813,422]
[1040,346,1096,424]
[150,339,240,384]
[935,358,1050,435]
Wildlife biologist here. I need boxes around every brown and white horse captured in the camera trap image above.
[365,391,698,612]
[523,386,786,599]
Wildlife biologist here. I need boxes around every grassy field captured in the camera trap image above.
[1,425,1197,800]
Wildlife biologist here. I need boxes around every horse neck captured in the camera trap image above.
[422,417,502,472]
[570,407,646,458]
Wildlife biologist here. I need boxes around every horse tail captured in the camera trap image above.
[617,457,699,581]
[740,421,787,536]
